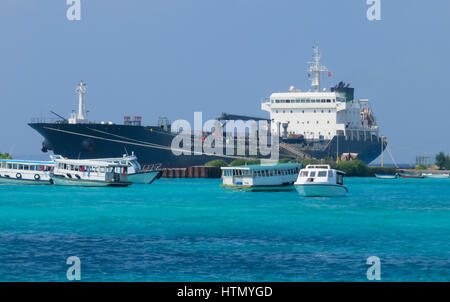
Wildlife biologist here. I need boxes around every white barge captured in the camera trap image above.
[220,163,301,191]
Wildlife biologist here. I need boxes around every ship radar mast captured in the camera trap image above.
[308,46,328,92]
[69,81,88,124]
[76,81,87,121]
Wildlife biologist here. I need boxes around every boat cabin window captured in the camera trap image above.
[310,171,316,177]
[300,171,308,177]
[318,171,327,177]
[336,173,344,185]
[328,170,334,178]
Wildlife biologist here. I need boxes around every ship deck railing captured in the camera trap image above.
[30,117,67,124]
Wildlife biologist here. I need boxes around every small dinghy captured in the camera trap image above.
[375,174,398,179]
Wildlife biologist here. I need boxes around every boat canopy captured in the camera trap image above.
[0,159,54,165]
[53,158,129,168]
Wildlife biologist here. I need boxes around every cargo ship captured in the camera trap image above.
[29,47,386,167]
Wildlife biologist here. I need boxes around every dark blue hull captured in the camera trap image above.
[29,123,383,167]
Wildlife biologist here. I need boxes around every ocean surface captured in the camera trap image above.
[0,178,449,282]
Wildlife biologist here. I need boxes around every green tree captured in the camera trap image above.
[278,158,293,163]
[337,160,370,177]
[229,159,261,167]
[0,152,12,159]
[301,158,336,169]
[436,152,448,170]
[445,157,450,170]
[205,159,229,168]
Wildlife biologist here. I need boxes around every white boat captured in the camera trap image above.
[90,154,162,184]
[51,157,132,187]
[0,159,54,185]
[295,165,348,197]
[220,163,301,191]
[421,173,450,179]
[375,174,398,179]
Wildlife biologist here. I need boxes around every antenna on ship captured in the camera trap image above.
[308,46,328,92]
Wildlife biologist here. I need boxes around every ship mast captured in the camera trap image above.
[76,81,87,120]
[308,46,328,92]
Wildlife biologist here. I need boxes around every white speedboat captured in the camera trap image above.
[220,163,301,191]
[51,157,132,187]
[91,154,162,184]
[0,159,54,185]
[295,165,348,197]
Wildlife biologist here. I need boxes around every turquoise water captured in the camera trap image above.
[0,178,449,282]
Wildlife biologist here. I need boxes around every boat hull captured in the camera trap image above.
[295,184,348,197]
[375,174,398,179]
[220,184,295,192]
[128,171,162,184]
[51,175,131,187]
[29,122,384,167]
[0,176,52,185]
[399,174,424,179]
[422,174,449,179]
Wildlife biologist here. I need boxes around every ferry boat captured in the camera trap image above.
[220,163,301,191]
[28,47,386,168]
[91,154,162,184]
[295,165,348,197]
[0,159,54,185]
[51,157,132,187]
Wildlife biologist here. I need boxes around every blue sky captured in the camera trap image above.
[0,0,449,164]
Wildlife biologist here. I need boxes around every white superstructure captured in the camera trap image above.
[261,47,379,141]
